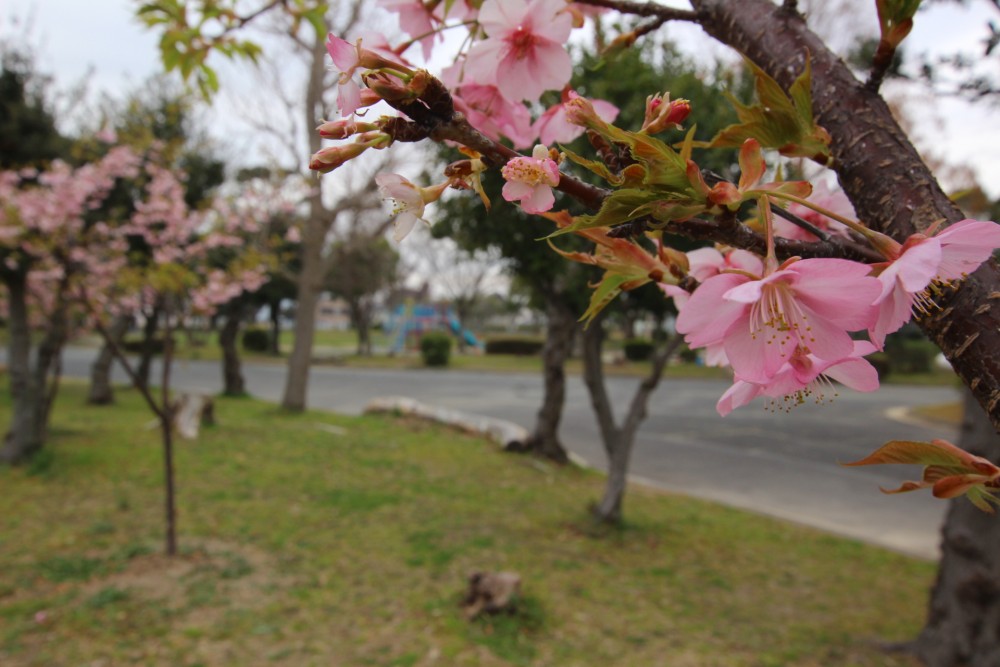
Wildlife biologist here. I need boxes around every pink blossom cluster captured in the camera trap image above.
[669,215,1000,416]
[317,0,620,181]
[0,144,274,336]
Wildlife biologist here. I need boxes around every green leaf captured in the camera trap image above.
[548,189,661,237]
[709,58,832,164]
[578,272,647,327]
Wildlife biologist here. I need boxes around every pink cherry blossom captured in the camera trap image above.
[716,341,879,415]
[685,247,764,282]
[326,33,410,116]
[501,145,560,214]
[534,89,619,146]
[465,0,573,102]
[375,173,450,241]
[870,218,1000,346]
[676,257,881,384]
[773,181,853,241]
[449,81,537,149]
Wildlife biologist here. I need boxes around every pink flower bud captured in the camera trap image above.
[641,94,691,134]
[309,143,369,173]
[316,119,376,140]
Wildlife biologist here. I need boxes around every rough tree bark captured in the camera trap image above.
[87,313,131,405]
[581,313,682,523]
[1,272,72,464]
[218,301,247,396]
[511,293,576,463]
[913,389,1000,667]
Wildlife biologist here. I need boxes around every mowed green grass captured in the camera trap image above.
[0,384,932,666]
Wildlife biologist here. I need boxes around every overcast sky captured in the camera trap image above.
[5,0,1000,198]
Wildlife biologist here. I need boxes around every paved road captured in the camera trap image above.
[54,347,959,559]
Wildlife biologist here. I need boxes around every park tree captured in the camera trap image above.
[0,48,71,169]
[141,0,1000,663]
[325,235,399,356]
[85,83,226,404]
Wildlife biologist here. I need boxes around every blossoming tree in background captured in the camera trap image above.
[140,0,1000,661]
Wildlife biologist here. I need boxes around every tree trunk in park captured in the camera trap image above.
[135,302,162,393]
[268,299,282,356]
[2,274,47,463]
[913,390,1000,667]
[87,313,131,405]
[281,35,332,412]
[218,302,247,396]
[515,295,576,463]
[349,297,373,356]
[581,314,682,523]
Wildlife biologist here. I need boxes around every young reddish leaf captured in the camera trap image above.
[844,438,1000,513]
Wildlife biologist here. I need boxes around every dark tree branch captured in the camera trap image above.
[575,0,699,22]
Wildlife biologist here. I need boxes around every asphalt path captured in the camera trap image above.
[53,347,959,560]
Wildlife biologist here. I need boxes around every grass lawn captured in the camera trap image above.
[0,385,933,666]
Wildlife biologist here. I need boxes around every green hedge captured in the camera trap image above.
[241,328,271,353]
[420,331,452,367]
[623,338,654,362]
[484,336,545,356]
[120,337,165,355]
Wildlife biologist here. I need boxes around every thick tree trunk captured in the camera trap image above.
[514,295,575,463]
[2,274,46,463]
[218,302,247,396]
[913,390,1000,667]
[87,314,131,405]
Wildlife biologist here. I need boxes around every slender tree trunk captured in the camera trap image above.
[268,299,282,356]
[348,297,373,356]
[218,302,247,396]
[160,308,178,556]
[87,313,131,405]
[136,304,161,393]
[282,238,323,410]
[281,35,330,412]
[514,295,576,463]
[913,390,1000,667]
[581,314,682,523]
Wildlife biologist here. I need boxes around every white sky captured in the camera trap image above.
[5,0,1000,199]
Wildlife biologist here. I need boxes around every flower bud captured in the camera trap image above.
[316,119,377,140]
[309,142,369,173]
[641,94,691,134]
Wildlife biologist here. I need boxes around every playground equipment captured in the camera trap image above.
[385,302,480,354]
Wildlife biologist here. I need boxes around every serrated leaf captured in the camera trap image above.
[709,58,832,164]
[578,272,646,327]
[547,189,660,237]
[844,438,1000,513]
